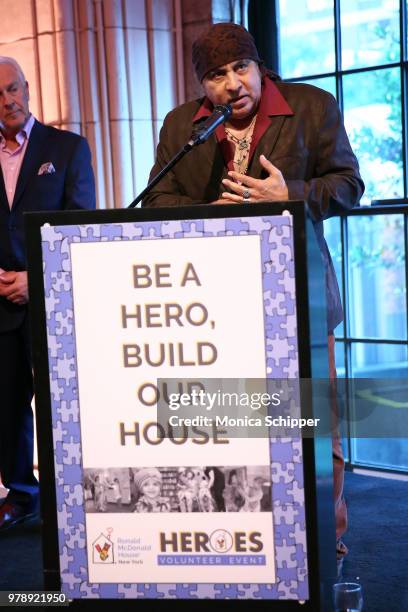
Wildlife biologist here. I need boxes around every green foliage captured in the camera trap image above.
[348,216,405,270]
[346,19,402,199]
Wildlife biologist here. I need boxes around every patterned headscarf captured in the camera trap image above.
[192,23,261,82]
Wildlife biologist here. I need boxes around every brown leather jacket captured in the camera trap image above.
[143,80,364,332]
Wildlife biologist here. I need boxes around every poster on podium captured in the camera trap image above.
[26,204,322,608]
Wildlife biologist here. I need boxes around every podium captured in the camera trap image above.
[25,201,336,609]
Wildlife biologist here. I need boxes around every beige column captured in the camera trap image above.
[0,0,185,209]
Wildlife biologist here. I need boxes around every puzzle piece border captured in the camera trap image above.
[41,216,307,600]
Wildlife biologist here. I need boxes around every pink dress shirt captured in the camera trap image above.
[0,114,35,209]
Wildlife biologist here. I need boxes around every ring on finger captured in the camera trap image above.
[242,189,251,201]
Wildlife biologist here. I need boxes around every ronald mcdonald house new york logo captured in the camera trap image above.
[92,528,115,564]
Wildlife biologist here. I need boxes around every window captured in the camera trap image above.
[276,0,404,204]
[326,212,408,472]
[260,1,408,472]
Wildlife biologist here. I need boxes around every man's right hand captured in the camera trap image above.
[210,198,238,205]
[0,270,29,305]
[0,270,16,293]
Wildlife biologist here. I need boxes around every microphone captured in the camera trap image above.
[190,104,232,146]
[128,105,231,207]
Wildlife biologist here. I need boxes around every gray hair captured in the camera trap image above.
[0,56,27,84]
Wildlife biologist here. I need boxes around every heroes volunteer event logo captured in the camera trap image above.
[158,529,266,566]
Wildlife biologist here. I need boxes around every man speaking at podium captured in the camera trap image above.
[142,23,364,559]
[0,57,95,531]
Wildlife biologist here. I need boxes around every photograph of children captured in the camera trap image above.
[175,465,270,513]
[83,466,271,513]
[133,467,170,513]
[222,466,271,512]
[176,467,218,512]
[176,467,198,512]
[110,478,122,507]
[83,468,131,512]
[223,469,247,512]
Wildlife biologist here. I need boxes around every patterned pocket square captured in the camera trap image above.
[38,162,56,175]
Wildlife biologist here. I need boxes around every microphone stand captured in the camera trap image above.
[128,140,194,209]
[127,103,232,209]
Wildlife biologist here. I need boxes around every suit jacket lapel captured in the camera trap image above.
[201,133,225,176]
[0,167,9,212]
[248,116,287,178]
[199,135,229,201]
[12,120,48,209]
[247,78,294,178]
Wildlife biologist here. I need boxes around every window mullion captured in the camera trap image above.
[334,0,343,110]
[401,0,408,197]
[401,0,407,62]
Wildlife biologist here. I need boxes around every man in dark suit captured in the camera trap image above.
[0,56,95,530]
[142,23,364,564]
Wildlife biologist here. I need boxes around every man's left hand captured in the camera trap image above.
[0,271,29,305]
[221,154,289,203]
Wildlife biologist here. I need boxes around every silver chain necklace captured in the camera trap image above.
[225,114,257,174]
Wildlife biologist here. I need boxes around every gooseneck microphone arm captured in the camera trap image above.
[128,104,232,208]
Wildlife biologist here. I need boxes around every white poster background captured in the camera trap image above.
[71,235,269,467]
[70,234,275,584]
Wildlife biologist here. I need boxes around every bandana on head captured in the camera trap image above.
[192,23,261,82]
